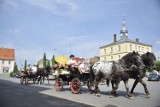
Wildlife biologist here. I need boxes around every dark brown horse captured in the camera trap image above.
[89,51,143,97]
[130,52,156,96]
[35,66,52,85]
[110,51,145,98]
[110,52,156,99]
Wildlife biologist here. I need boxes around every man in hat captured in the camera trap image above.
[68,55,77,71]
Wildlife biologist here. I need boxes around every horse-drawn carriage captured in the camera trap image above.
[54,56,92,94]
[55,68,91,94]
[20,71,36,85]
[20,66,37,85]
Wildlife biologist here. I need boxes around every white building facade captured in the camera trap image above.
[0,48,15,73]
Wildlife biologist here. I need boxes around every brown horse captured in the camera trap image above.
[130,52,156,96]
[35,66,52,85]
[89,51,143,97]
[110,51,145,98]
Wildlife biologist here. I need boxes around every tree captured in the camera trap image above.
[47,60,50,67]
[43,53,47,68]
[13,62,18,72]
[51,54,55,67]
[24,60,27,71]
[156,61,160,71]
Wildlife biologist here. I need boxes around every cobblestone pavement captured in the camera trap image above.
[0,74,160,107]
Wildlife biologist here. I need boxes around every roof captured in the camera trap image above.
[99,38,152,49]
[0,48,15,60]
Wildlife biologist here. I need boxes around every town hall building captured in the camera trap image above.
[99,17,152,62]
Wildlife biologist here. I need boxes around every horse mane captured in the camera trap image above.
[141,52,156,67]
[119,51,139,68]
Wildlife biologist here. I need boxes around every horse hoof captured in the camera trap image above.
[145,94,150,98]
[126,95,134,100]
[96,93,101,97]
[110,95,115,98]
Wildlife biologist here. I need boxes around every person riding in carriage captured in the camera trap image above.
[77,57,86,74]
[68,54,83,75]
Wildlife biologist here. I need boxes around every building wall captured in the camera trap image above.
[100,42,152,62]
[0,60,14,73]
[0,48,15,73]
[37,59,50,68]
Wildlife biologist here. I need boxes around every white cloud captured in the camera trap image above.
[23,0,78,16]
[156,39,160,44]
[13,28,21,33]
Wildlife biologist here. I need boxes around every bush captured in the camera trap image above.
[156,61,160,71]
[10,72,13,77]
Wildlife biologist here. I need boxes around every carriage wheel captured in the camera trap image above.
[70,78,81,94]
[20,77,24,85]
[55,78,63,91]
[87,79,96,93]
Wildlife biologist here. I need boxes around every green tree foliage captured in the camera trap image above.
[24,60,27,71]
[43,53,47,68]
[156,61,160,71]
[47,60,50,67]
[13,62,18,72]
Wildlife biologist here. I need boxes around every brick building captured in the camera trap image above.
[0,48,15,73]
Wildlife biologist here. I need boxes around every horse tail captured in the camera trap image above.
[106,79,110,87]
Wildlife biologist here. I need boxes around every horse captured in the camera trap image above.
[90,51,143,97]
[129,52,157,96]
[20,69,37,85]
[89,61,113,96]
[35,65,52,85]
[110,52,157,98]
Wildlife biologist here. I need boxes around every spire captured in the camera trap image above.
[120,15,128,40]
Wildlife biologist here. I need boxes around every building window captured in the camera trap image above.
[139,46,141,51]
[130,44,132,51]
[111,56,113,61]
[142,47,144,52]
[135,46,137,51]
[3,67,9,73]
[147,48,149,52]
[2,60,4,64]
[8,60,11,65]
[118,45,121,51]
[119,55,121,60]
[110,47,113,53]
[104,49,106,54]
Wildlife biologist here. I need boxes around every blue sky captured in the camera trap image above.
[0,0,160,65]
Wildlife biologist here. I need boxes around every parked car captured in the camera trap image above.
[148,71,160,81]
[12,72,21,78]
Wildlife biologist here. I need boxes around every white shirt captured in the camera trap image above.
[68,59,77,67]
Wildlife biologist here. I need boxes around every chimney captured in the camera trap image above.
[114,34,116,42]
[136,38,139,42]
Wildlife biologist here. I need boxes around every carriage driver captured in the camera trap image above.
[68,55,77,71]
[68,55,83,74]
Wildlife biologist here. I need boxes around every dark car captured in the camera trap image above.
[148,72,160,81]
[12,73,21,78]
